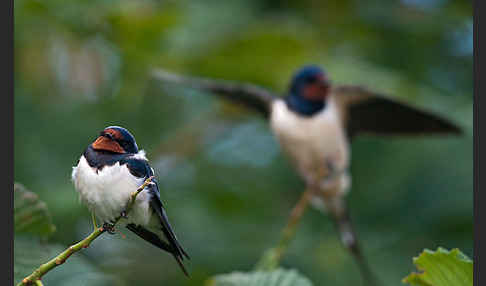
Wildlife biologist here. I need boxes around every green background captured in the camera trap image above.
[14,0,472,285]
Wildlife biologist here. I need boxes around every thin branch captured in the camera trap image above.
[91,212,98,230]
[255,189,313,270]
[17,176,155,286]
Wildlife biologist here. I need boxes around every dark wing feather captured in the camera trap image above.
[123,157,189,275]
[152,68,279,117]
[126,223,173,252]
[125,224,188,276]
[332,85,462,139]
[147,180,190,260]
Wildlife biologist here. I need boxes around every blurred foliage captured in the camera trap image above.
[403,247,473,286]
[15,236,121,286]
[14,183,56,237]
[15,0,472,285]
[208,269,312,286]
[14,183,117,286]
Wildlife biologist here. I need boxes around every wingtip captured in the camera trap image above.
[442,123,463,136]
[452,125,464,136]
[437,114,464,136]
[181,247,191,260]
[173,254,190,277]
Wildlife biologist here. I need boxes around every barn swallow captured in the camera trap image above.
[152,65,461,283]
[71,126,190,276]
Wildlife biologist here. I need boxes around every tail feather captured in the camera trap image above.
[126,224,189,277]
[154,203,190,260]
[324,196,382,286]
[147,182,190,261]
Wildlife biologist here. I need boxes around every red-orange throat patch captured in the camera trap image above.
[303,84,328,101]
[92,136,126,153]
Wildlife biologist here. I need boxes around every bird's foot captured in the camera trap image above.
[102,222,116,234]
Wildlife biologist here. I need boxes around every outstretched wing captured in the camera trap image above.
[331,85,462,139]
[152,68,279,117]
[123,157,189,276]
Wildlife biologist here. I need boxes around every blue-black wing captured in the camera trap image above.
[152,68,278,117]
[332,85,462,139]
[126,223,173,252]
[123,157,189,276]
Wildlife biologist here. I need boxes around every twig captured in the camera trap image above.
[276,189,313,256]
[17,176,155,286]
[91,212,98,230]
[255,189,314,270]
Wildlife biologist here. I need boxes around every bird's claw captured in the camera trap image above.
[102,222,116,234]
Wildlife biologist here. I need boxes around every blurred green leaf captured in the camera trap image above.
[14,236,121,286]
[402,247,473,286]
[14,183,56,237]
[207,268,313,286]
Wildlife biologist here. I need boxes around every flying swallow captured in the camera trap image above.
[152,65,461,283]
[71,126,190,276]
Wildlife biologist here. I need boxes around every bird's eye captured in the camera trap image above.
[102,132,114,140]
[307,76,318,84]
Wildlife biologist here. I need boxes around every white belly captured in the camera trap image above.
[270,99,350,194]
[71,156,152,226]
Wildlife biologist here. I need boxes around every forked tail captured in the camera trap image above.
[324,196,382,286]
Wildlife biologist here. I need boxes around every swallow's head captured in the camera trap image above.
[289,65,331,101]
[92,126,139,154]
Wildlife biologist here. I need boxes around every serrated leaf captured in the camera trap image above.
[14,236,122,286]
[207,268,313,286]
[14,183,56,237]
[402,247,473,286]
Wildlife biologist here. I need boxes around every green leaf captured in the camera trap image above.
[14,236,122,286]
[402,247,473,286]
[207,268,313,286]
[14,183,56,237]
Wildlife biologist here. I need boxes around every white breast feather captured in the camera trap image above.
[270,98,350,194]
[71,153,152,226]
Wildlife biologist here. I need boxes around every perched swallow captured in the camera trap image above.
[71,126,189,275]
[152,65,461,283]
